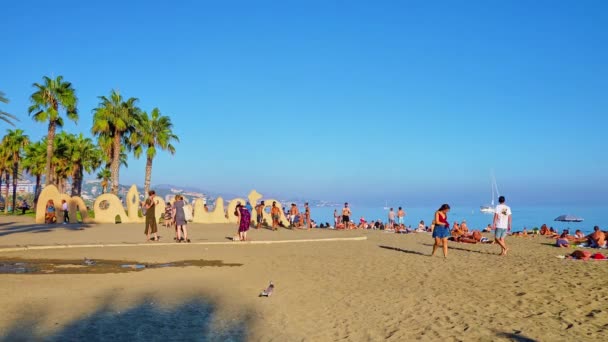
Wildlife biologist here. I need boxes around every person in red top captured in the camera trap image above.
[431,204,451,258]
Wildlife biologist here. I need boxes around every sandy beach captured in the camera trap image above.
[0,216,607,341]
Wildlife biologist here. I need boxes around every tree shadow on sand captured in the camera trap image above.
[0,294,249,342]
[0,222,93,237]
[495,331,538,342]
[379,245,428,256]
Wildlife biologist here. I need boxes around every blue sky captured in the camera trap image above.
[1,0,607,206]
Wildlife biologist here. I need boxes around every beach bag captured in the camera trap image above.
[184,205,193,221]
[141,199,149,215]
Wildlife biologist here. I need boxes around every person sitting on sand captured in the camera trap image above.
[574,230,585,239]
[416,221,426,232]
[483,224,492,233]
[461,220,469,234]
[556,231,570,248]
[45,200,57,224]
[540,224,549,235]
[451,223,463,238]
[394,224,407,233]
[587,226,606,248]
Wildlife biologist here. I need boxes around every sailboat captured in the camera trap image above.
[480,173,500,214]
[383,200,389,210]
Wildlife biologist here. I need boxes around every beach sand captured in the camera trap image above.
[1,216,607,341]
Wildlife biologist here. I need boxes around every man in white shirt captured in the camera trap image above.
[492,196,512,256]
[61,199,69,224]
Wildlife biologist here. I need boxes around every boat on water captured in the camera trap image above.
[480,173,500,214]
[383,200,389,210]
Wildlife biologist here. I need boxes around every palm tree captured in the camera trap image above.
[52,132,73,193]
[1,129,30,213]
[133,108,178,195]
[28,76,78,186]
[22,139,46,207]
[0,91,18,126]
[0,145,9,211]
[2,170,8,214]
[96,167,112,194]
[66,133,102,196]
[91,90,140,195]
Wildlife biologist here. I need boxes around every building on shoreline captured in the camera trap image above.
[0,180,36,195]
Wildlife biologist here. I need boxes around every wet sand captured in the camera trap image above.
[0,216,607,341]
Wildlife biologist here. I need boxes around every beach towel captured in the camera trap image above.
[184,205,193,221]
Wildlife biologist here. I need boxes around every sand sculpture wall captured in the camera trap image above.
[35,185,91,224]
[36,186,290,226]
[226,198,247,223]
[260,199,290,227]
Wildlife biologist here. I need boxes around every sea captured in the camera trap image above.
[309,205,606,234]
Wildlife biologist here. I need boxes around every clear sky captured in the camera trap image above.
[1,0,607,206]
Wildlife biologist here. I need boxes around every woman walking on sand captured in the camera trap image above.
[173,195,190,243]
[236,203,251,241]
[431,204,451,258]
[144,190,160,241]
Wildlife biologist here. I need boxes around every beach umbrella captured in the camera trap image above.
[554,214,584,222]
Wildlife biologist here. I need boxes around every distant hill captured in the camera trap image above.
[81,180,336,207]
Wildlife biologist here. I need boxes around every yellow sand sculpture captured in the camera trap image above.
[193,196,229,223]
[92,193,131,223]
[125,185,143,223]
[261,199,290,227]
[226,198,247,223]
[248,190,262,224]
[37,186,289,226]
[35,185,90,224]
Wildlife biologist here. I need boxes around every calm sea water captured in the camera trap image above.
[309,205,605,234]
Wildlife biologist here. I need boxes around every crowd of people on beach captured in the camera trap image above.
[41,191,607,254]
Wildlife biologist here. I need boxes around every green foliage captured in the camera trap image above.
[0,91,18,126]
[28,76,78,125]
[133,107,179,160]
[1,129,30,165]
[22,139,47,178]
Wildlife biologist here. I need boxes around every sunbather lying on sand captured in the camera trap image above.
[512,228,529,237]
[566,250,607,260]
[451,231,490,244]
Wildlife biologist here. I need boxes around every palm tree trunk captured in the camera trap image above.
[45,120,56,185]
[111,132,121,195]
[144,155,153,195]
[0,170,3,210]
[34,174,41,210]
[71,164,81,197]
[3,171,9,214]
[11,158,18,214]
[78,168,84,196]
